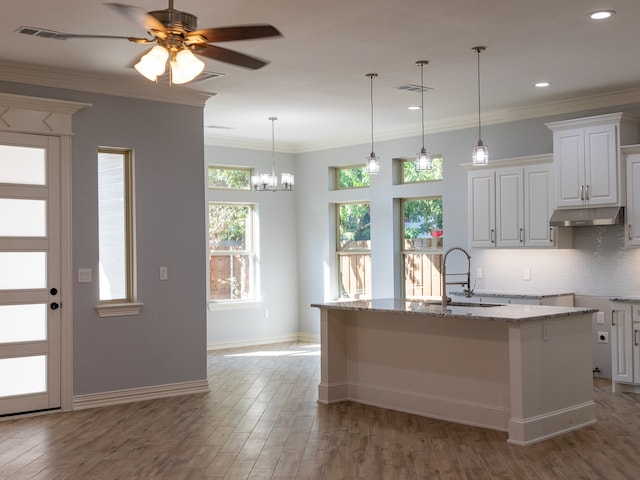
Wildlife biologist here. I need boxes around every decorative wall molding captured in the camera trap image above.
[0,92,88,135]
[0,61,212,108]
[73,380,210,410]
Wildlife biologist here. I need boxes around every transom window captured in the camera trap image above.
[208,203,257,302]
[398,155,443,184]
[401,197,443,299]
[334,164,371,190]
[336,202,371,299]
[208,166,252,190]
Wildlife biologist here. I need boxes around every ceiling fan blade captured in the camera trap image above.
[16,26,151,43]
[187,24,282,44]
[105,2,168,38]
[196,44,269,70]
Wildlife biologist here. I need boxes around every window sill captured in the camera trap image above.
[96,302,144,318]
[208,300,262,312]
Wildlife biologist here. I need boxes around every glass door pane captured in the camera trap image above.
[0,145,46,185]
[0,199,47,237]
[0,356,47,397]
[0,304,47,343]
[0,252,46,290]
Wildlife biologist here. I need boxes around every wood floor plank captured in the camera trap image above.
[2,343,640,479]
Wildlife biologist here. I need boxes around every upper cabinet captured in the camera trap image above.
[467,156,571,248]
[623,145,640,246]
[546,113,640,209]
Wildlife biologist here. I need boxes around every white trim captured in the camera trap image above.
[0,61,211,108]
[95,302,144,317]
[73,380,210,410]
[208,300,263,311]
[207,333,318,351]
[462,154,553,170]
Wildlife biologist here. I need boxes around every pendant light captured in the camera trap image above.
[365,73,380,174]
[415,60,431,171]
[251,117,294,191]
[472,46,488,165]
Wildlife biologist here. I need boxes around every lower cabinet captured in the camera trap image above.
[610,302,640,392]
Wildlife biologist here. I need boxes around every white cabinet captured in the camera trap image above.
[468,157,570,248]
[611,302,640,393]
[455,293,574,306]
[624,146,640,246]
[546,113,639,208]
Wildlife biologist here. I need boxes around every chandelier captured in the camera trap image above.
[251,117,294,191]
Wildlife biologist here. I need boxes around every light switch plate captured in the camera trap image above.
[160,267,168,281]
[78,268,92,283]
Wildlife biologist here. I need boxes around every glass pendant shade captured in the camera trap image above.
[472,141,488,165]
[134,45,169,81]
[416,147,431,171]
[366,153,380,174]
[170,49,205,84]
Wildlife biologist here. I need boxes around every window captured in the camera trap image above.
[401,197,443,299]
[97,148,140,316]
[335,165,371,189]
[209,203,257,302]
[208,166,251,190]
[336,202,371,299]
[398,155,443,183]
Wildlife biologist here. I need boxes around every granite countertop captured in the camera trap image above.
[311,298,597,323]
[451,290,574,299]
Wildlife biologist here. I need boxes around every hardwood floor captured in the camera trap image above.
[1,342,640,479]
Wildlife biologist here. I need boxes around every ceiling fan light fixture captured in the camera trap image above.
[135,44,169,81]
[170,48,205,84]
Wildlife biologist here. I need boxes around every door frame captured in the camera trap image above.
[0,92,89,412]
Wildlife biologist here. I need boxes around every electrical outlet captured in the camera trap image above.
[596,311,605,325]
[523,268,531,281]
[476,267,483,279]
[159,266,168,280]
[597,331,609,344]
[264,309,270,318]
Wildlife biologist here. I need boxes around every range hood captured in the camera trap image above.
[549,207,624,227]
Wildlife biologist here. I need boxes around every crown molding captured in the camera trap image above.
[0,61,212,108]
[206,85,640,154]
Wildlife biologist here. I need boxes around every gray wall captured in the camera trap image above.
[0,80,208,395]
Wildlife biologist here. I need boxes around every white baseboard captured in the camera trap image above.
[73,380,210,410]
[207,333,320,351]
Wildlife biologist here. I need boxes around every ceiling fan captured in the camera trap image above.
[19,1,282,83]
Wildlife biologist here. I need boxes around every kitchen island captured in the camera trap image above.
[311,298,598,445]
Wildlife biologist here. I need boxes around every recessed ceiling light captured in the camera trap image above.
[408,106,421,110]
[589,10,615,20]
[535,82,550,88]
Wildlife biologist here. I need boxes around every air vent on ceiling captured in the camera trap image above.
[395,83,434,93]
[16,26,73,40]
[157,70,225,83]
[205,125,235,130]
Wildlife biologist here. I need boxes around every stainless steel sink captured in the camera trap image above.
[423,301,502,308]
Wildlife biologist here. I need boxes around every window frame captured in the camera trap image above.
[335,201,372,300]
[208,202,259,305]
[399,196,443,300]
[397,155,444,184]
[96,147,141,318]
[207,165,252,190]
[334,164,371,190]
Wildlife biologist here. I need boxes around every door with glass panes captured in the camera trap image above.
[0,132,61,415]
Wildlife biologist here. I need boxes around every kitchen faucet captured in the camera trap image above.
[441,246,473,313]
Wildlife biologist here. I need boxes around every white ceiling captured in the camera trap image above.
[1,0,639,152]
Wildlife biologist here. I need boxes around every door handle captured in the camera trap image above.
[519,228,524,242]
[580,185,585,201]
[50,302,59,310]
[630,225,633,241]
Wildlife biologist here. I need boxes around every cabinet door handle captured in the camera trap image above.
[585,184,590,200]
[519,228,524,242]
[612,310,616,326]
[635,329,639,346]
[549,227,554,243]
[580,185,585,201]
[490,228,495,243]
[630,224,633,241]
